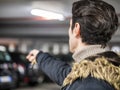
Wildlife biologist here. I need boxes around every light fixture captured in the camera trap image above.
[31,9,65,21]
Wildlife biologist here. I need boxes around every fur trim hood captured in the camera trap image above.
[63,57,120,90]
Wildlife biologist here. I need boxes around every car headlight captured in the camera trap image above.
[18,65,25,75]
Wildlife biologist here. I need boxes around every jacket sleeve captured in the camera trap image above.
[36,51,71,86]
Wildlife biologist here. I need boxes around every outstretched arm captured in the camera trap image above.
[26,49,71,86]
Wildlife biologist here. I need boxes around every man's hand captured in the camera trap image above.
[26,49,39,65]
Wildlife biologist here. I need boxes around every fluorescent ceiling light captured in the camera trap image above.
[31,9,65,21]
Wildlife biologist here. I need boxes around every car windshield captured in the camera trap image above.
[0,51,12,62]
[20,54,26,62]
[4,52,12,61]
[0,51,4,60]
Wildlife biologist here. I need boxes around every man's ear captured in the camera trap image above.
[73,23,80,38]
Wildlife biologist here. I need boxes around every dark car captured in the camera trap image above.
[9,52,44,86]
[0,48,18,90]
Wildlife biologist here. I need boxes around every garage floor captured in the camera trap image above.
[15,83,61,90]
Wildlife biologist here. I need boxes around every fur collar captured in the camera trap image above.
[63,57,120,90]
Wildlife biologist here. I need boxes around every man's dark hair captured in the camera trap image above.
[72,0,118,47]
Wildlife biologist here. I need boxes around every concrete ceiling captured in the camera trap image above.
[0,0,119,42]
[0,0,120,18]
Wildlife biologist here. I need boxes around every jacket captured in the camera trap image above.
[36,51,120,90]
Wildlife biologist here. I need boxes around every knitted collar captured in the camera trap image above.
[72,45,108,62]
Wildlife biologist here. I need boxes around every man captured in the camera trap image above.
[27,0,120,90]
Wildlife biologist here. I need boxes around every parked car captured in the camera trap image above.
[0,46,18,90]
[9,52,44,86]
